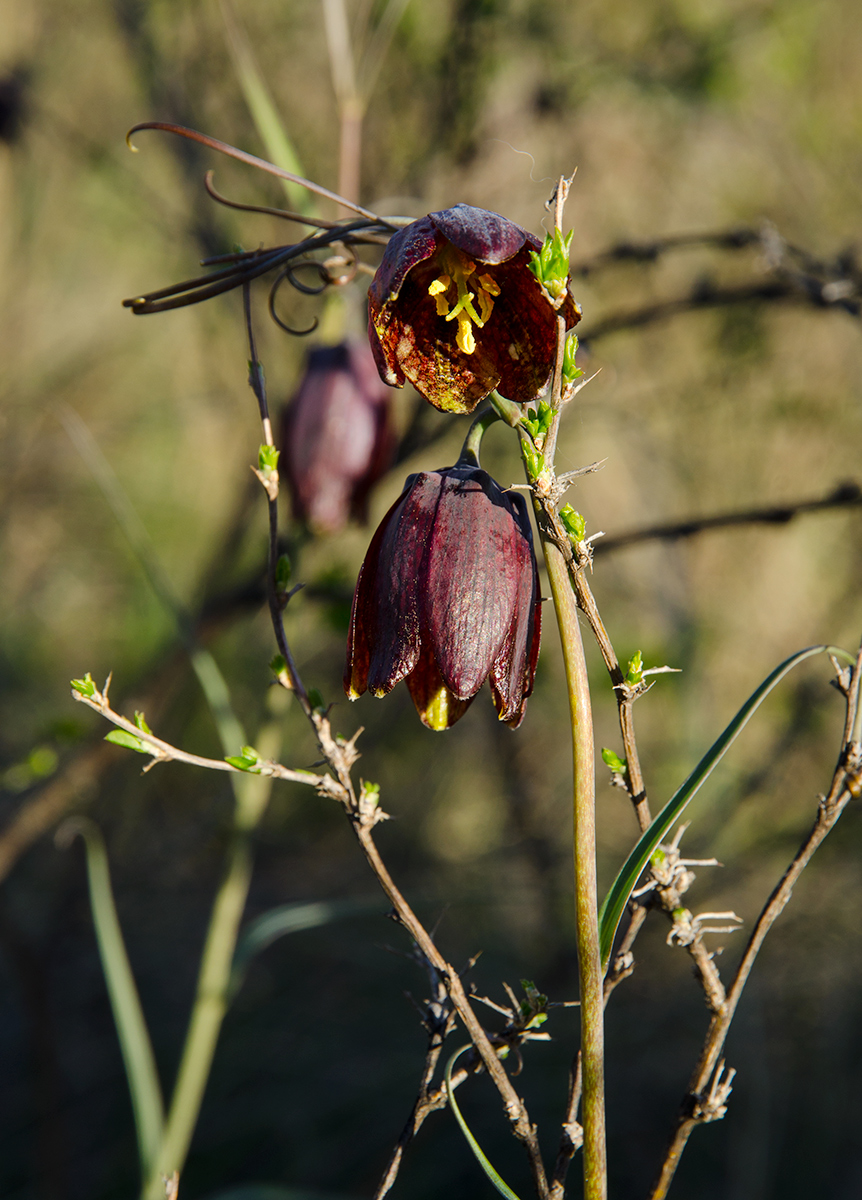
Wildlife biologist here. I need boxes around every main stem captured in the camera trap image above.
[543,538,607,1200]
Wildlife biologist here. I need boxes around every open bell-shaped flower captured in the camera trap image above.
[344,461,541,730]
[280,339,397,534]
[368,204,581,414]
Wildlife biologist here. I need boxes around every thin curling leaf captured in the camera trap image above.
[56,819,164,1174]
[134,711,152,735]
[229,897,385,998]
[105,730,150,755]
[598,643,852,970]
[445,1046,524,1200]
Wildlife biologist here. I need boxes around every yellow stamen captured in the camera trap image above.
[426,247,498,355]
[423,684,453,730]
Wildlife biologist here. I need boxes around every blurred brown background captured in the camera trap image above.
[2,1,862,1199]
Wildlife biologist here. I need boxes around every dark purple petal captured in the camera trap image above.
[362,473,443,694]
[488,493,542,726]
[421,468,523,697]
[368,216,439,305]
[429,205,531,264]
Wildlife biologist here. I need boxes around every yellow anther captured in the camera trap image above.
[428,276,450,296]
[478,273,500,296]
[476,288,494,324]
[455,314,476,354]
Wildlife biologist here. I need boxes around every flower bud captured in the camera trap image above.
[281,339,397,534]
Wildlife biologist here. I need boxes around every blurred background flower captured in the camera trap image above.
[280,338,397,534]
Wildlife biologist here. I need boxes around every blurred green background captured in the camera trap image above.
[2,1,862,1199]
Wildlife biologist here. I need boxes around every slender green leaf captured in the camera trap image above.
[230,899,383,997]
[220,0,315,214]
[445,1046,523,1200]
[598,643,854,969]
[57,819,164,1175]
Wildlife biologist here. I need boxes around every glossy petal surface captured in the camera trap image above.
[345,464,541,730]
[368,204,581,413]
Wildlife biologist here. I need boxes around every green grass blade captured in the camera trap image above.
[445,1046,523,1200]
[57,819,164,1176]
[220,0,315,215]
[598,643,854,970]
[229,898,383,997]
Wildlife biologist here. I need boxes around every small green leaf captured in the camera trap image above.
[269,654,287,676]
[626,651,644,686]
[363,781,380,797]
[521,442,544,479]
[527,229,573,303]
[134,711,152,735]
[601,747,627,774]
[71,673,97,698]
[225,745,262,773]
[307,688,326,712]
[559,505,586,542]
[275,555,291,590]
[525,1012,548,1030]
[105,730,149,755]
[258,444,280,473]
[562,334,584,385]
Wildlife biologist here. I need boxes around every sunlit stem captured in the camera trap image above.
[541,535,606,1200]
[458,407,501,468]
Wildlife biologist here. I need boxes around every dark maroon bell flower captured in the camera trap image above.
[281,339,397,534]
[368,204,581,414]
[344,463,541,730]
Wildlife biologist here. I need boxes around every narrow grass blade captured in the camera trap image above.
[598,643,854,969]
[57,818,164,1176]
[445,1046,523,1200]
[220,0,315,215]
[229,898,383,997]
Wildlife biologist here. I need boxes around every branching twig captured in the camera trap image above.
[648,644,862,1200]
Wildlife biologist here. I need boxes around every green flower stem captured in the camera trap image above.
[458,408,502,467]
[542,537,607,1200]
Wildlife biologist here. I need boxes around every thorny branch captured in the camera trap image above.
[648,642,862,1200]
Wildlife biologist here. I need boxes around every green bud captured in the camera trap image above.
[258,444,280,473]
[625,651,644,686]
[225,744,262,773]
[269,654,287,676]
[71,673,96,698]
[522,442,545,480]
[307,687,326,712]
[559,505,586,542]
[527,229,573,304]
[134,710,152,735]
[601,747,627,774]
[562,334,584,385]
[105,730,149,755]
[275,555,292,590]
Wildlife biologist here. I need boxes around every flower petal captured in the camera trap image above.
[429,205,531,264]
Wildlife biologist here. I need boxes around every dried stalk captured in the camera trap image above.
[649,644,862,1200]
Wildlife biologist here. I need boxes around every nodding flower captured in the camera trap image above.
[367,204,580,414]
[344,462,541,730]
